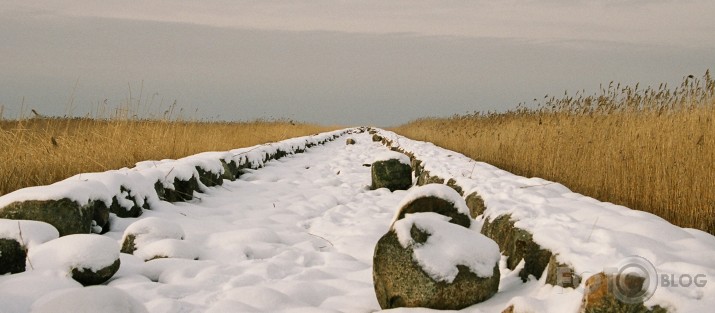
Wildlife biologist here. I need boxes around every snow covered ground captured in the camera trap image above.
[1,129,713,312]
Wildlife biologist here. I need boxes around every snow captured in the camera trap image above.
[391,183,471,225]
[393,212,500,282]
[0,127,712,312]
[31,286,148,313]
[121,217,185,250]
[373,151,411,165]
[28,234,120,273]
[134,239,200,261]
[0,271,81,313]
[0,219,59,249]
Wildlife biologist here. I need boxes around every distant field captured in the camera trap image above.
[393,71,715,235]
[0,116,336,196]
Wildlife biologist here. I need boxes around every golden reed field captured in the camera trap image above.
[0,107,335,196]
[393,70,715,235]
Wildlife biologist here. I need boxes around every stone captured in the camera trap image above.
[120,217,185,254]
[108,186,145,218]
[371,155,412,191]
[28,234,121,286]
[416,170,445,186]
[545,254,581,288]
[89,201,110,233]
[346,138,356,145]
[0,238,25,274]
[465,191,487,218]
[221,159,239,181]
[0,199,93,236]
[72,258,121,286]
[372,134,383,142]
[373,215,500,310]
[393,190,472,228]
[579,272,667,313]
[481,214,552,281]
[161,176,200,202]
[196,166,223,188]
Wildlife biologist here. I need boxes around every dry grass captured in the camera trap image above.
[0,113,336,196]
[393,71,715,235]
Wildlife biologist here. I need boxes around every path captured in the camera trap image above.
[105,132,406,312]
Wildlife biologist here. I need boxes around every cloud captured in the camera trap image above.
[4,0,714,48]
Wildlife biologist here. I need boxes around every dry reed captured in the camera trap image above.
[0,112,336,196]
[393,71,715,235]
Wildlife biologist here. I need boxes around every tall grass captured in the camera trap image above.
[0,106,336,196]
[393,71,715,235]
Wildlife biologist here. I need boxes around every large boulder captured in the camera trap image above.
[371,151,412,191]
[373,212,501,310]
[392,184,472,228]
[120,217,185,254]
[0,219,59,274]
[0,199,94,236]
[28,234,121,286]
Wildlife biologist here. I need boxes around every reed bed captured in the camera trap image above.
[0,114,336,196]
[393,71,715,235]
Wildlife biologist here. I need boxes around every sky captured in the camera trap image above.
[1,1,713,126]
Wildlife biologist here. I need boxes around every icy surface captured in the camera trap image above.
[373,151,411,165]
[393,212,500,282]
[28,234,120,273]
[392,184,470,224]
[0,219,59,248]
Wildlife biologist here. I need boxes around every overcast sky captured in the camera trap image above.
[1,1,713,126]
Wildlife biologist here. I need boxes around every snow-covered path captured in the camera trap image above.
[103,132,406,312]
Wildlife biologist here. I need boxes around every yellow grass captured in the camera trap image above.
[0,115,336,196]
[393,71,715,235]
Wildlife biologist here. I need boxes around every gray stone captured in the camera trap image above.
[465,191,487,218]
[481,214,552,281]
[579,272,667,313]
[373,229,499,310]
[0,199,93,236]
[0,238,25,274]
[394,194,472,228]
[72,258,121,286]
[371,159,412,191]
